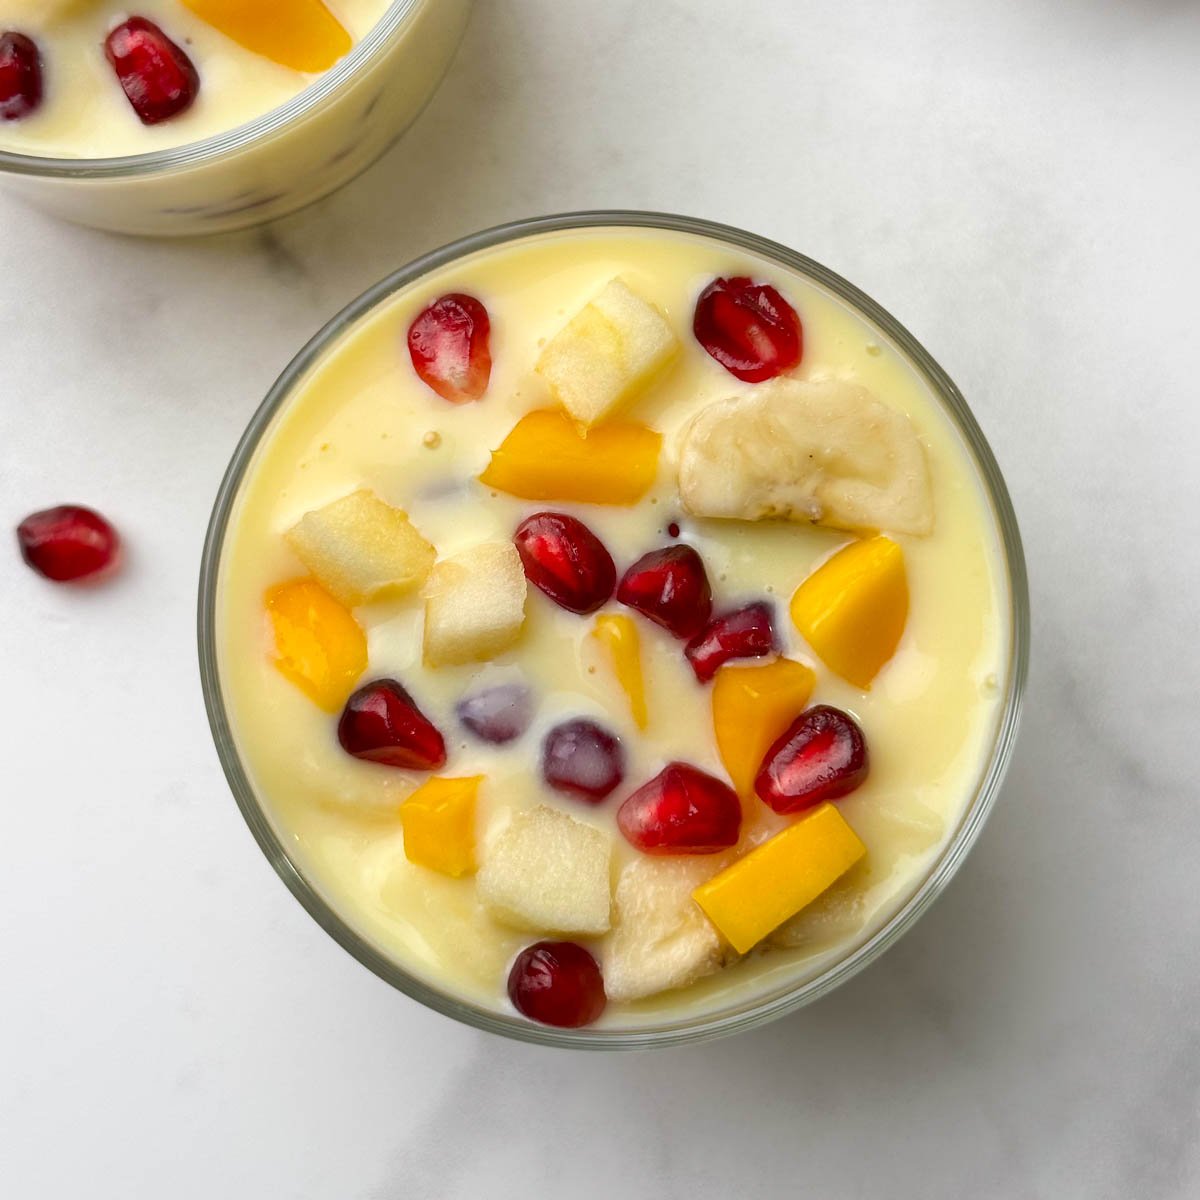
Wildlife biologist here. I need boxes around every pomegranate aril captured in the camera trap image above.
[456,683,533,745]
[407,293,492,403]
[514,511,616,615]
[616,545,712,640]
[755,704,869,814]
[507,940,606,1028]
[337,679,446,770]
[0,32,42,121]
[685,601,777,682]
[693,276,803,383]
[17,505,120,582]
[617,762,741,855]
[542,718,624,802]
[105,17,199,126]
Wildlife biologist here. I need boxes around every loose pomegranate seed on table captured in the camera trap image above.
[0,31,42,122]
[685,601,778,682]
[541,718,625,802]
[514,512,616,615]
[617,762,741,855]
[337,679,447,770]
[104,17,199,126]
[693,276,803,382]
[755,705,869,814]
[456,683,533,745]
[616,545,713,639]
[407,293,492,403]
[507,941,606,1028]
[16,505,120,582]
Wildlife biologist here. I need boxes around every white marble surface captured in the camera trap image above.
[2,2,1198,1196]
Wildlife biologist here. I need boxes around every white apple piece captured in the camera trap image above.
[677,378,934,536]
[423,541,527,667]
[603,855,732,1002]
[536,277,680,427]
[477,806,612,935]
[285,488,435,607]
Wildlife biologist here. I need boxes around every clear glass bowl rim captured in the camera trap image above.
[197,209,1030,1051]
[0,0,423,180]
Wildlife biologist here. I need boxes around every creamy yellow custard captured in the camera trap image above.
[215,227,1011,1029]
[0,0,387,157]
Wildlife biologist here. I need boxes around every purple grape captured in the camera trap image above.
[541,719,625,802]
[456,684,534,744]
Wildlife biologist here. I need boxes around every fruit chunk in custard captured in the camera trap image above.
[693,803,867,955]
[401,776,481,878]
[183,0,351,73]
[678,377,933,535]
[477,806,613,936]
[480,410,661,505]
[422,542,527,667]
[536,277,679,428]
[285,488,435,608]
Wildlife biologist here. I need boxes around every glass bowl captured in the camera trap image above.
[198,211,1030,1049]
[0,0,471,236]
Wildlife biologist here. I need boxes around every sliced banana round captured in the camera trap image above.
[676,377,934,536]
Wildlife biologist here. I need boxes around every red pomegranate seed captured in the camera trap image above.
[685,601,777,682]
[617,762,741,855]
[104,18,199,126]
[508,941,606,1028]
[667,522,681,539]
[616,545,712,640]
[456,683,533,745]
[0,32,42,121]
[693,276,803,382]
[407,293,492,403]
[542,718,624,802]
[337,679,446,770]
[755,705,869,814]
[514,512,616,615]
[16,505,120,582]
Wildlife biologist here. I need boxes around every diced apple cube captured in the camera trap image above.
[423,541,527,667]
[603,856,731,1003]
[536,277,679,426]
[477,805,612,935]
[284,488,435,608]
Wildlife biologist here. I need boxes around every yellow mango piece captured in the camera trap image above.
[790,536,908,689]
[182,0,352,72]
[479,410,662,505]
[692,802,866,954]
[712,658,816,797]
[265,577,367,711]
[400,776,481,878]
[592,614,648,729]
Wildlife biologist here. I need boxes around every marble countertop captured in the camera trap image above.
[3,2,1198,1197]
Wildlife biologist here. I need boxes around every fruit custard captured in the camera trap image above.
[216,228,1009,1031]
[0,1,388,153]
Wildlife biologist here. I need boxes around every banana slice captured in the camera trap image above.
[677,378,934,536]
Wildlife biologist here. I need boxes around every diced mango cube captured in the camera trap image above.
[477,805,612,935]
[536,277,680,427]
[400,776,482,878]
[790,536,908,689]
[265,577,367,711]
[423,542,527,667]
[712,658,815,797]
[592,613,648,729]
[692,802,866,954]
[182,0,352,72]
[479,410,662,506]
[284,488,435,608]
